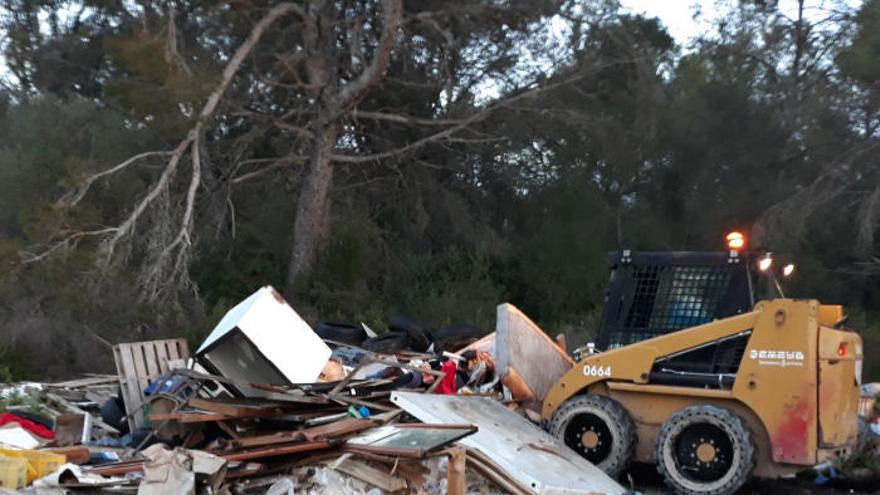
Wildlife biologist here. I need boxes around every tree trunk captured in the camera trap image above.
[286,124,339,294]
[285,0,400,296]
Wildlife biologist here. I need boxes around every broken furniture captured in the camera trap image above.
[496,303,575,402]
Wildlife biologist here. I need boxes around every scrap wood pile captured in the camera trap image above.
[0,285,625,494]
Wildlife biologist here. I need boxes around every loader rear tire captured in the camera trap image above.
[548,395,635,478]
[656,405,754,495]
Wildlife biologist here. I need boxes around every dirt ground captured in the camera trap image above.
[626,463,880,494]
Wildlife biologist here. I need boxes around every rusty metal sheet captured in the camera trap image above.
[391,391,624,495]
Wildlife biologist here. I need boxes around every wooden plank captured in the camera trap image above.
[114,344,141,432]
[172,339,189,360]
[447,448,466,495]
[187,397,299,418]
[323,458,407,493]
[215,421,240,440]
[45,375,118,389]
[132,344,151,430]
[122,346,142,431]
[300,418,376,441]
[230,419,375,449]
[89,441,331,477]
[84,460,147,477]
[131,344,149,390]
[112,345,123,390]
[222,441,331,461]
[44,446,89,465]
[466,452,531,495]
[331,395,397,412]
[143,342,160,378]
[154,341,170,374]
[149,412,233,424]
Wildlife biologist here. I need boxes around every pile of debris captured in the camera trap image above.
[0,286,624,494]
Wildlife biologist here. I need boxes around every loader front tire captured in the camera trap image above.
[549,395,635,478]
[656,405,754,495]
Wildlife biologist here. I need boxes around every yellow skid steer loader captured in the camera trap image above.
[543,234,863,495]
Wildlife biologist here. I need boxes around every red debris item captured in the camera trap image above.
[435,360,458,395]
[0,413,55,440]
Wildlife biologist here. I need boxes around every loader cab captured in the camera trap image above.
[594,248,755,350]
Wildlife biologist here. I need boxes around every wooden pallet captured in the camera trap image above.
[113,338,190,431]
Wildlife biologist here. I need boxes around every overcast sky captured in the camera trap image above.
[618,0,864,44]
[0,1,866,90]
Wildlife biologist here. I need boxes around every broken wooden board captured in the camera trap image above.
[44,446,90,465]
[229,418,376,449]
[45,375,119,389]
[149,411,233,424]
[187,397,312,418]
[496,303,574,401]
[466,448,532,495]
[322,457,407,492]
[113,338,190,431]
[447,447,466,495]
[391,392,624,495]
[53,414,86,446]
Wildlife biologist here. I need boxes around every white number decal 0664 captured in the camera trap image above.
[583,365,612,377]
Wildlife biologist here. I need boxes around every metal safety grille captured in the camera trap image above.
[605,264,734,348]
[646,266,730,329]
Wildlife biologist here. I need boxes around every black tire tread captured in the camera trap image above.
[548,394,636,478]
[361,332,411,353]
[656,405,755,495]
[315,321,367,346]
[432,323,485,353]
[387,314,431,352]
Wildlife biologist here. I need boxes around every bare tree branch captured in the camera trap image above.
[198,4,305,124]
[232,155,306,184]
[55,151,173,209]
[336,0,403,111]
[351,109,465,126]
[164,4,192,77]
[333,70,599,164]
[164,133,202,259]
[20,228,119,264]
[31,2,308,297]
[757,140,880,247]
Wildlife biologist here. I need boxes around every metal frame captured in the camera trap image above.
[595,249,754,350]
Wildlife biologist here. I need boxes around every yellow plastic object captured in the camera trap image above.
[0,449,65,483]
[0,455,28,489]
